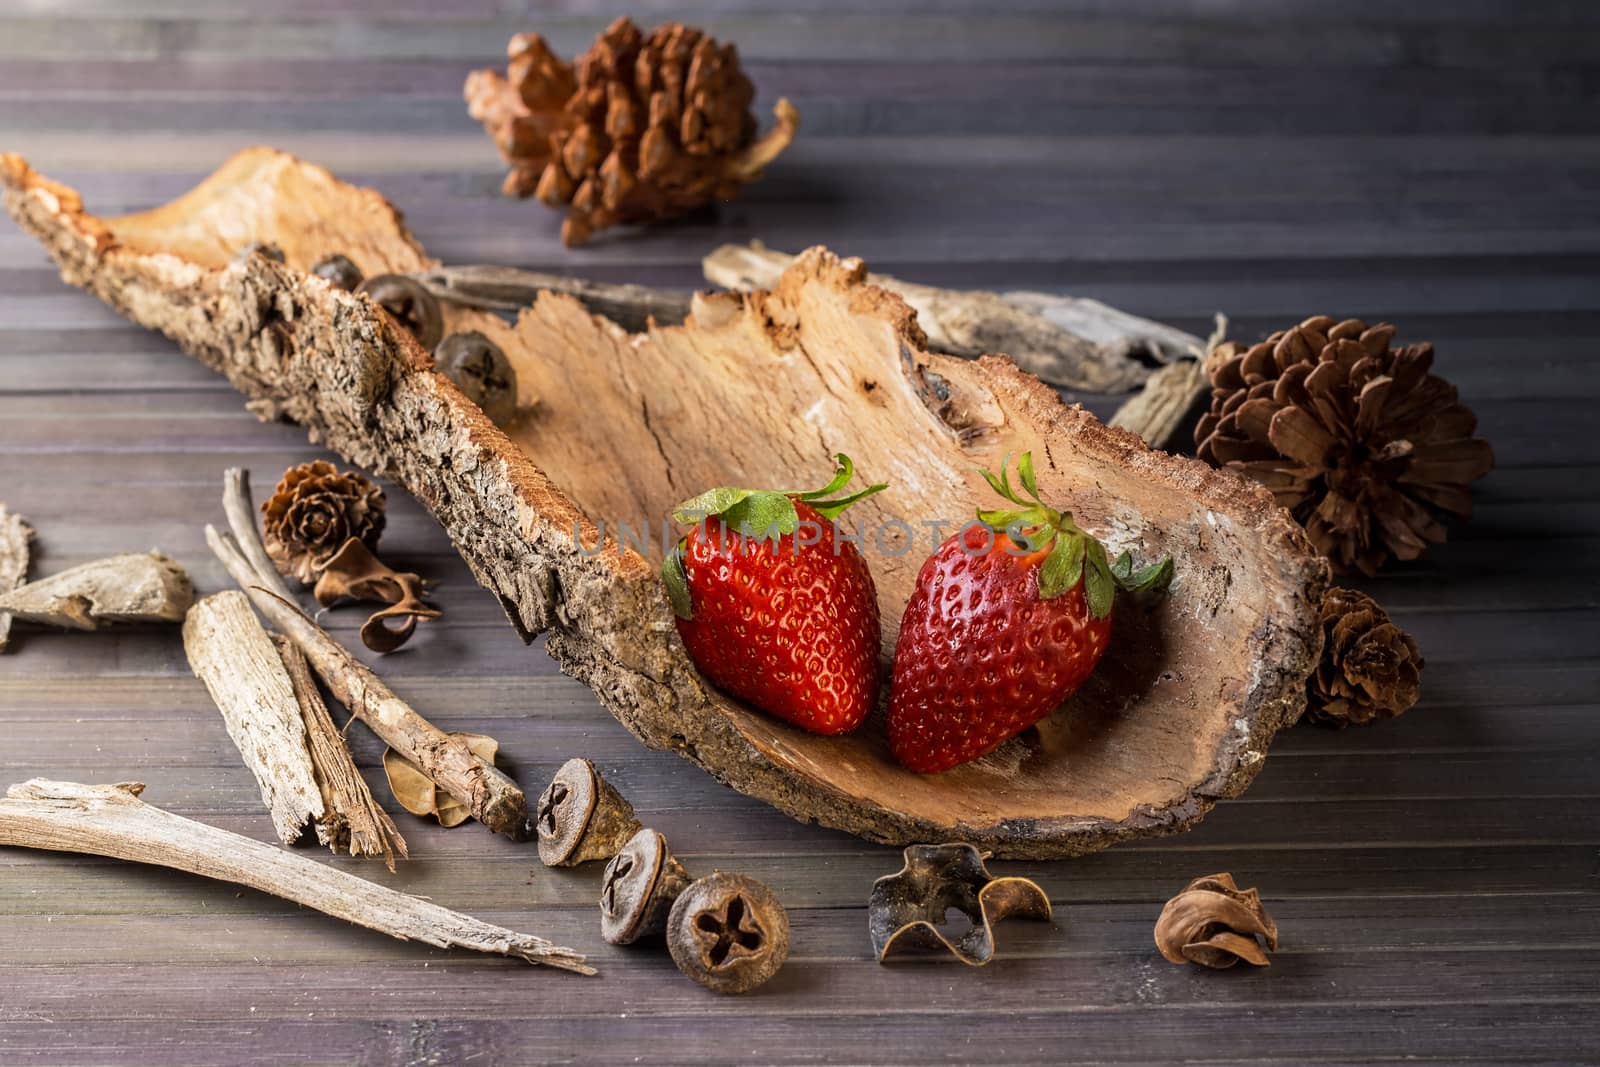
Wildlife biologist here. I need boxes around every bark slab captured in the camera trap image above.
[1,149,1328,857]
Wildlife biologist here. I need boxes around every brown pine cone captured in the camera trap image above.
[465,17,799,247]
[261,461,386,586]
[1195,316,1494,575]
[1306,587,1423,727]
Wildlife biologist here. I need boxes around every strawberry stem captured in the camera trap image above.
[973,452,1173,616]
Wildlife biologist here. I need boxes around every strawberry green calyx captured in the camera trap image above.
[975,452,1173,618]
[659,453,886,621]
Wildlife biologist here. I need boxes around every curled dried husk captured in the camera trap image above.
[312,537,440,654]
[869,842,1052,966]
[1154,872,1278,968]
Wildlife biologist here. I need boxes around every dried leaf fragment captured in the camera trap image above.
[1306,586,1423,727]
[869,842,1052,966]
[383,732,499,828]
[312,537,441,654]
[1155,873,1278,969]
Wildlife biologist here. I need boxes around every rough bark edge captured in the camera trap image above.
[0,151,1327,858]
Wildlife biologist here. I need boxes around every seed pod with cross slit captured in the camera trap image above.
[533,757,641,867]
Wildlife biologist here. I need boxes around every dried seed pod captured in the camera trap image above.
[534,757,641,866]
[868,842,1052,966]
[1306,586,1423,727]
[312,253,363,292]
[1154,872,1278,969]
[261,461,386,586]
[600,827,692,944]
[357,273,443,350]
[434,331,518,425]
[667,872,788,994]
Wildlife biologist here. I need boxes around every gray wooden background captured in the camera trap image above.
[2,1,1598,1064]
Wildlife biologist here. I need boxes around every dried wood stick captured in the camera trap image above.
[274,634,407,871]
[183,591,326,847]
[411,264,691,333]
[702,242,1205,393]
[0,552,193,631]
[0,504,32,651]
[0,778,592,974]
[1108,312,1226,451]
[209,471,527,837]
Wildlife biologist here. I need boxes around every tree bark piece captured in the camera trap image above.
[0,149,1328,858]
[0,504,32,651]
[183,591,327,847]
[702,241,1204,393]
[1108,359,1211,452]
[0,552,193,631]
[0,778,592,974]
[209,468,525,838]
[274,635,407,869]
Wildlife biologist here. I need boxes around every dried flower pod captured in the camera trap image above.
[667,872,788,994]
[434,331,518,425]
[534,757,641,866]
[465,17,798,246]
[312,253,363,292]
[600,827,692,945]
[1195,317,1494,575]
[260,461,386,586]
[1155,872,1278,968]
[1306,586,1423,727]
[357,273,443,350]
[868,842,1052,966]
[383,732,501,828]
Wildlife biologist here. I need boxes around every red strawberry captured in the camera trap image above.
[662,454,886,735]
[888,452,1172,772]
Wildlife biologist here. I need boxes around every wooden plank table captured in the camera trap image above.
[2,2,1597,1063]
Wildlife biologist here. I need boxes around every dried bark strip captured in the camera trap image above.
[702,242,1203,393]
[1108,359,1211,451]
[412,264,691,334]
[0,552,193,631]
[275,635,407,869]
[182,591,326,847]
[209,470,525,837]
[0,504,32,651]
[0,778,592,974]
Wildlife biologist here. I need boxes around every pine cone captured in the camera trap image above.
[1195,316,1494,575]
[261,461,386,586]
[465,17,799,247]
[1306,587,1423,727]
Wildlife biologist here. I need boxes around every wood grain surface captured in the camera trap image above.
[1,1,1597,1063]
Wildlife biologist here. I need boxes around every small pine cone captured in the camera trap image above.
[1195,316,1494,575]
[465,17,798,246]
[261,461,386,586]
[1306,587,1423,727]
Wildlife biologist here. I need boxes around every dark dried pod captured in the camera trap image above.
[235,241,286,264]
[667,872,788,994]
[1306,586,1423,727]
[600,827,692,944]
[534,757,641,866]
[434,330,518,425]
[357,273,443,350]
[1154,872,1278,968]
[312,253,363,292]
[868,842,1051,966]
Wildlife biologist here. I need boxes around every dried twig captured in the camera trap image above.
[702,242,1204,393]
[1109,312,1226,451]
[0,504,32,651]
[0,779,591,974]
[0,552,193,631]
[210,469,527,837]
[411,265,690,333]
[274,635,407,870]
[183,591,326,847]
